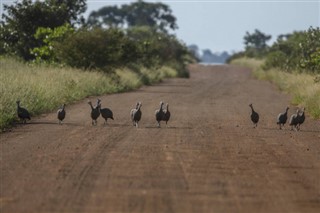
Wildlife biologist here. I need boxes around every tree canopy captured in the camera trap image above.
[87,0,178,33]
[0,0,86,60]
[243,29,271,57]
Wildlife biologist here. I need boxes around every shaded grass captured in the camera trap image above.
[0,57,181,130]
[231,57,320,119]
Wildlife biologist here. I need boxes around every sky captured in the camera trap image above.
[1,0,319,54]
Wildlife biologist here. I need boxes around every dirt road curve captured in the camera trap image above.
[1,64,320,213]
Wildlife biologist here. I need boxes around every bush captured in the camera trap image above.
[263,27,320,73]
[263,51,288,70]
[55,27,135,72]
[30,23,75,63]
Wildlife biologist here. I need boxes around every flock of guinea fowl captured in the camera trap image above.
[16,100,305,130]
[249,103,305,131]
[16,99,170,128]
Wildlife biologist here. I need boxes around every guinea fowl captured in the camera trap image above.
[16,100,30,124]
[131,102,142,128]
[249,103,259,128]
[88,100,100,125]
[130,102,140,126]
[289,109,300,131]
[155,101,165,127]
[163,103,171,127]
[57,104,66,125]
[297,107,305,131]
[99,102,114,125]
[277,106,289,129]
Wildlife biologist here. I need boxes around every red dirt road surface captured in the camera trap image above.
[1,64,320,213]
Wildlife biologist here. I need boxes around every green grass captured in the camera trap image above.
[231,57,320,119]
[0,57,181,130]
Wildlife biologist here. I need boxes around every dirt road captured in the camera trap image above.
[1,64,320,213]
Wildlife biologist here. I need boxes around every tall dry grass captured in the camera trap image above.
[0,57,178,130]
[231,57,320,119]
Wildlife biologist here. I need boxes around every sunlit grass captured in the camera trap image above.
[231,58,320,119]
[0,57,181,130]
[231,57,264,69]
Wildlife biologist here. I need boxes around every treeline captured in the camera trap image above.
[228,27,320,74]
[0,0,194,76]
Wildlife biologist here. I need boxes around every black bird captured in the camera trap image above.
[163,103,171,127]
[297,107,305,131]
[57,104,66,125]
[155,101,165,127]
[249,103,259,128]
[16,100,30,124]
[99,103,114,125]
[277,106,289,129]
[88,100,100,125]
[130,102,140,126]
[289,109,300,131]
[131,102,142,128]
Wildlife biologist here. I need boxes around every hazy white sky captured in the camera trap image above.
[1,0,319,53]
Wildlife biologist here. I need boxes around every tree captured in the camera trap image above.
[244,29,271,57]
[188,44,201,61]
[87,0,178,33]
[262,27,320,73]
[299,26,320,72]
[0,0,86,60]
[87,6,125,28]
[30,23,75,63]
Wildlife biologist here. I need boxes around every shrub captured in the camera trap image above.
[55,28,133,72]
[30,23,75,63]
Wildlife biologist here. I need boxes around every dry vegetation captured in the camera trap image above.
[231,57,320,118]
[0,57,178,130]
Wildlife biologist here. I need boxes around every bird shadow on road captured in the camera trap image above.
[14,121,57,125]
[259,126,320,133]
[103,123,131,127]
[144,125,192,129]
[138,89,186,94]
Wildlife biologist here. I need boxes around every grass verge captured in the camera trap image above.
[231,57,320,119]
[0,57,182,130]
